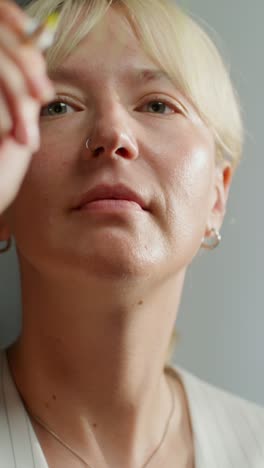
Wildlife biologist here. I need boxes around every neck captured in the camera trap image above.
[7,261,186,467]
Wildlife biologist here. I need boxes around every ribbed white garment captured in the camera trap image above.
[0,350,264,468]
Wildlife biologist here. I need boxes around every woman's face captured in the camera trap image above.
[2,7,228,281]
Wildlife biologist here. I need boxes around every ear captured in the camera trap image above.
[205,161,234,236]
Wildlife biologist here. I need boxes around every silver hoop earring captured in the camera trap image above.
[0,237,12,254]
[201,228,221,250]
[85,138,91,150]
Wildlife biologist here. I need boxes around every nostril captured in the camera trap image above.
[116,147,129,157]
[90,146,132,159]
[93,147,103,157]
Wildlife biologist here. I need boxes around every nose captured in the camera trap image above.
[84,107,139,161]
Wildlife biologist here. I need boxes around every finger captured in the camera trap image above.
[0,136,34,213]
[0,0,39,38]
[0,92,12,137]
[0,48,41,145]
[0,23,55,102]
[14,97,40,151]
[0,46,29,142]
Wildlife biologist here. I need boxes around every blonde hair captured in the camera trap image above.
[23,0,243,363]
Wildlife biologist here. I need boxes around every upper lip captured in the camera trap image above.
[74,183,147,210]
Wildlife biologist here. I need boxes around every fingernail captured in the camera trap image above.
[35,28,56,51]
[24,17,41,36]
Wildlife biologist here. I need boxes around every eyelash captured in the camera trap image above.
[141,97,177,114]
[41,95,180,116]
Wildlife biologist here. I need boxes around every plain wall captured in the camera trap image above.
[1,0,263,405]
[174,0,263,405]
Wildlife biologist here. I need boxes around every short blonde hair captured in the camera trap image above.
[23,0,243,363]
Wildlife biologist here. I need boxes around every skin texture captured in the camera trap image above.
[0,6,233,468]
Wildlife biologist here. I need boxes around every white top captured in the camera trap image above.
[1,349,264,467]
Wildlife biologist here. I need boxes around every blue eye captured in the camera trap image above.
[40,99,74,117]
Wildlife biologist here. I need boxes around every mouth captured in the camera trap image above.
[74,183,148,211]
[77,199,144,214]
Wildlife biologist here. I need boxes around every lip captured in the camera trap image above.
[74,183,148,211]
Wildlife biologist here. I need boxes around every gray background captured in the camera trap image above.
[1,1,263,405]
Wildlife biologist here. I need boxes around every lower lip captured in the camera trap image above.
[77,199,144,212]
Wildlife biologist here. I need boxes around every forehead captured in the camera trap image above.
[56,10,147,65]
[49,7,173,85]
[49,2,178,79]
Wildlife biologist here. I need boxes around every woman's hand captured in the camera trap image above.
[0,0,55,214]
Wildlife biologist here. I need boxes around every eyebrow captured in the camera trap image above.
[138,68,173,84]
[50,66,173,86]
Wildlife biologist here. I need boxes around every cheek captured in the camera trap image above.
[171,150,212,241]
[27,119,86,209]
[25,150,66,210]
[168,146,214,208]
[153,126,215,249]
[8,138,73,234]
[154,120,214,207]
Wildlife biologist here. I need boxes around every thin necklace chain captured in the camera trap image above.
[24,378,175,468]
